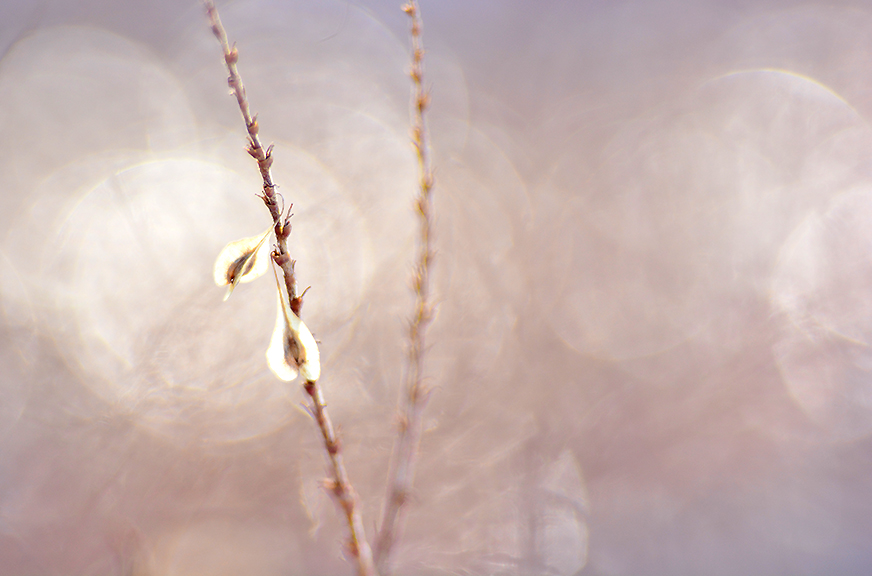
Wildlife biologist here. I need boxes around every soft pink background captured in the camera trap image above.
[2,1,872,574]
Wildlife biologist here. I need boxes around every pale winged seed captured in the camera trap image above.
[266,289,299,381]
[213,226,273,300]
[265,265,321,382]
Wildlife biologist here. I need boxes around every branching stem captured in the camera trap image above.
[203,3,376,575]
[205,0,300,312]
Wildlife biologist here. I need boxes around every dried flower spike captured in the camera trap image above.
[213,226,273,301]
[266,265,320,382]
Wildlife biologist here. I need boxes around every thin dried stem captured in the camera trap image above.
[203,3,376,575]
[375,2,435,573]
[304,380,375,575]
[204,0,300,313]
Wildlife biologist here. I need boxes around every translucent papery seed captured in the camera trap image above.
[266,290,299,382]
[266,265,321,382]
[214,226,272,300]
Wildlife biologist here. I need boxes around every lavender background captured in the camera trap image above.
[2,0,872,574]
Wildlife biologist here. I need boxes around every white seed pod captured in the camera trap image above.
[265,266,321,382]
[213,226,273,301]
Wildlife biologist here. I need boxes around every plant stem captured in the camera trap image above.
[304,380,376,576]
[374,2,435,573]
[204,0,299,312]
[203,3,377,575]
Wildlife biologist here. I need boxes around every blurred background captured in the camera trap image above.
[2,0,872,574]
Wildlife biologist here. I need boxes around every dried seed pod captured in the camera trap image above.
[265,266,320,382]
[213,226,273,300]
